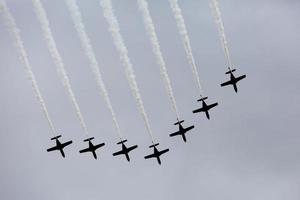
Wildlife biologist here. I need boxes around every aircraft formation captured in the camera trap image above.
[0,0,247,165]
[47,66,246,165]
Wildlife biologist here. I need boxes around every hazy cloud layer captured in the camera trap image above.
[0,0,299,200]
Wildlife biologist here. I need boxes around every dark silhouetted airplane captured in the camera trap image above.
[47,135,72,158]
[221,68,246,93]
[169,119,194,142]
[112,139,138,162]
[79,137,105,159]
[144,143,169,165]
[193,96,218,119]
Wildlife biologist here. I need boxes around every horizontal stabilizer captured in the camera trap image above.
[149,143,159,148]
[226,69,236,74]
[117,139,127,145]
[83,137,94,142]
[51,135,62,140]
[174,120,184,125]
[197,97,208,102]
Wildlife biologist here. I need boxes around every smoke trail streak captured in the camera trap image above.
[169,0,203,95]
[209,0,232,69]
[65,0,123,140]
[0,0,56,136]
[137,0,180,120]
[32,0,89,135]
[100,0,155,143]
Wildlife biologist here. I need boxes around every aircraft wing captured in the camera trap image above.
[159,149,169,155]
[221,79,233,87]
[144,153,156,159]
[192,107,205,113]
[94,143,105,150]
[61,141,72,148]
[236,74,246,82]
[79,147,90,153]
[47,146,59,152]
[127,145,138,152]
[113,150,124,156]
[185,125,194,132]
[170,131,180,137]
[207,103,218,110]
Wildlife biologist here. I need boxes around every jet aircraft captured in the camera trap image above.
[79,137,105,159]
[193,96,218,119]
[144,143,169,165]
[112,139,138,162]
[47,135,72,158]
[221,68,246,93]
[169,119,194,142]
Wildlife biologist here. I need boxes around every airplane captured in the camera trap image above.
[192,96,218,119]
[221,68,246,93]
[169,119,194,142]
[46,135,72,158]
[79,137,105,159]
[144,143,169,165]
[112,139,138,162]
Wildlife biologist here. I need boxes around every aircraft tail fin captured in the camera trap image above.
[197,97,208,102]
[51,135,62,140]
[117,139,127,145]
[225,69,236,74]
[83,137,94,142]
[174,120,184,125]
[149,143,159,148]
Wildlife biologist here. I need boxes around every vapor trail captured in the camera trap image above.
[65,0,123,140]
[209,0,232,69]
[169,0,203,95]
[0,0,56,136]
[137,0,180,120]
[100,0,155,143]
[32,0,89,135]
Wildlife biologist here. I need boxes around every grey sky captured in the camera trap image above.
[0,0,300,199]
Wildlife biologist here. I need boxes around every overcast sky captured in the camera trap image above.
[1,0,300,199]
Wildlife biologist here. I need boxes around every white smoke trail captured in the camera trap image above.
[137,0,180,120]
[209,0,233,69]
[32,0,89,135]
[65,0,123,140]
[169,0,203,95]
[100,0,155,143]
[0,0,56,136]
